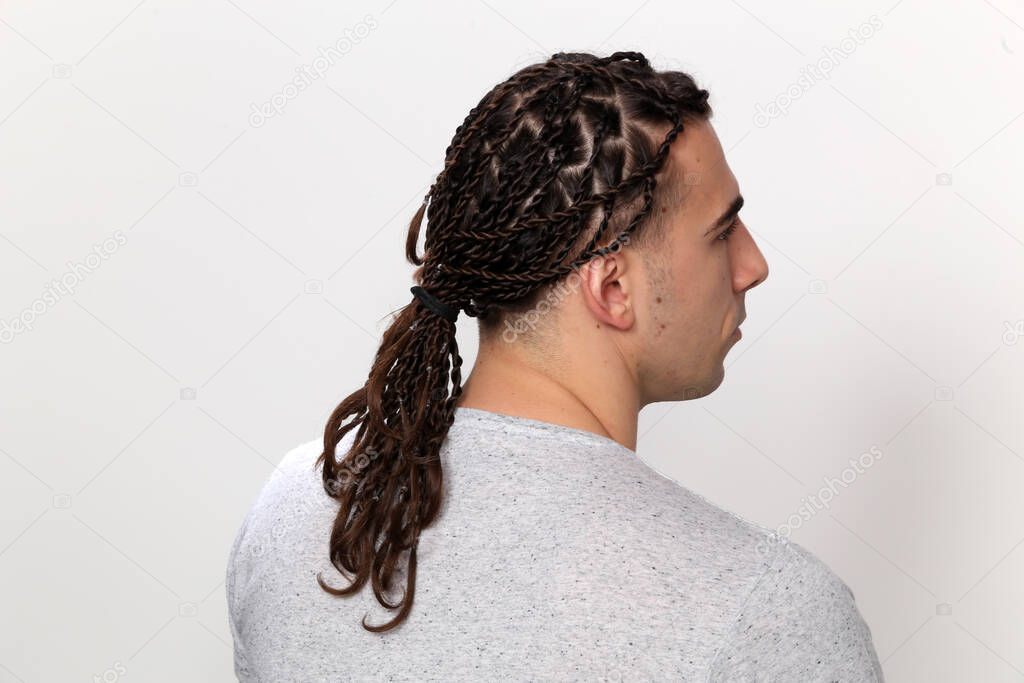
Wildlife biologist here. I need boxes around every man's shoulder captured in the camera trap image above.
[707,536,885,681]
[233,436,336,547]
[613,458,780,562]
[242,437,323,507]
[276,436,325,475]
[226,437,337,591]
[629,472,872,640]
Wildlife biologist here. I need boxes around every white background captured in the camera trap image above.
[1,0,1022,681]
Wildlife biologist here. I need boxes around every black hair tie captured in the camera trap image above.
[410,286,460,323]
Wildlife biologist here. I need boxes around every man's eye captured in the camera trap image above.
[716,218,740,241]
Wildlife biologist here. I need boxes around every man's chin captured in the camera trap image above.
[679,371,724,401]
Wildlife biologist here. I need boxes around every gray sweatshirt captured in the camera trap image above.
[226,406,885,681]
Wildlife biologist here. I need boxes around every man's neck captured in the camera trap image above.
[455,345,640,452]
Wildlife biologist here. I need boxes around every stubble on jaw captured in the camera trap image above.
[639,242,673,340]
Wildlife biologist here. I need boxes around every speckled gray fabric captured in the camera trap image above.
[226,406,884,682]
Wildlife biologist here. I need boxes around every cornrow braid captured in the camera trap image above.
[316,50,712,632]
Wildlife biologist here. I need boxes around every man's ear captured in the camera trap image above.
[578,253,635,331]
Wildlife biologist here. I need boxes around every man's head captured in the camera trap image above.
[409,50,768,406]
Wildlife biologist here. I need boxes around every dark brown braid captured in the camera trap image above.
[315,51,712,632]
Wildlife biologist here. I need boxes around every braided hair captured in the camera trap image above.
[315,51,712,632]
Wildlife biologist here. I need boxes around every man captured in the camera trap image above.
[227,51,885,681]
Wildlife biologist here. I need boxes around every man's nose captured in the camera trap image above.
[736,225,769,291]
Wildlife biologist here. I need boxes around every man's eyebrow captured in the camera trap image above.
[704,194,744,236]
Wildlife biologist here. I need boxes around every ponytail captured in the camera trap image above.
[315,198,467,632]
